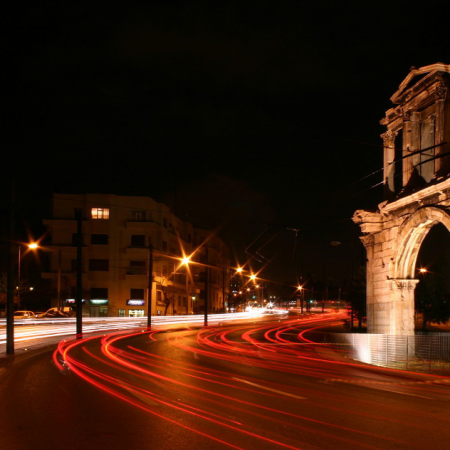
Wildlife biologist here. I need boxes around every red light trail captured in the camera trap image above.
[52,313,450,450]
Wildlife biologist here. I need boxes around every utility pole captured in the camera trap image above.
[222,266,226,313]
[204,247,208,326]
[75,209,83,337]
[147,244,153,329]
[57,249,61,311]
[6,179,15,354]
[185,268,189,315]
[17,245,21,308]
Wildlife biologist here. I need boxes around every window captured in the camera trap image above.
[90,288,108,299]
[118,309,125,317]
[91,208,109,219]
[129,309,144,318]
[91,234,108,245]
[132,210,146,221]
[157,291,162,302]
[129,260,146,275]
[131,235,145,247]
[89,259,109,271]
[130,288,145,300]
[162,265,168,277]
[162,241,167,252]
[163,218,168,228]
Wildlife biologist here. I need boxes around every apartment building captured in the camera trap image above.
[41,193,230,317]
[192,228,231,314]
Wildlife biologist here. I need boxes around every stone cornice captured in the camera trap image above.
[381,178,450,213]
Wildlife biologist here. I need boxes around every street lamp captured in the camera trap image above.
[17,242,39,309]
[298,285,304,314]
[21,243,63,311]
[181,255,191,315]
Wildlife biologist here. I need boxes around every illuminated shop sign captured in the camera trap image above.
[127,299,145,306]
[66,299,86,304]
[90,299,109,305]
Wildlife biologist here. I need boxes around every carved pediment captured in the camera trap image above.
[390,63,450,104]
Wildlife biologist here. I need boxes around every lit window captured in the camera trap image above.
[91,208,110,219]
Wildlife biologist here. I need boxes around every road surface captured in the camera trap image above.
[1,312,450,450]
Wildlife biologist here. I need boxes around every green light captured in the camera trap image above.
[90,299,109,305]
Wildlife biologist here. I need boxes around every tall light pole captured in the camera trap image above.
[147,244,153,329]
[22,243,61,310]
[6,179,16,354]
[181,256,190,315]
[204,247,208,326]
[298,285,304,314]
[17,242,39,309]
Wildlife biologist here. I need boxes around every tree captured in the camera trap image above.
[415,257,450,330]
[161,283,175,316]
[0,272,30,309]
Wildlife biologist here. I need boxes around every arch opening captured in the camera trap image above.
[415,223,450,331]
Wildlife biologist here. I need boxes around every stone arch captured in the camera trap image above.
[394,206,450,280]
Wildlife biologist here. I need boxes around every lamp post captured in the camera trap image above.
[147,244,153,329]
[298,285,304,314]
[21,243,62,310]
[17,242,39,309]
[204,247,208,326]
[181,256,190,315]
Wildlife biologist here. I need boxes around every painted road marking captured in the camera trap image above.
[232,377,306,400]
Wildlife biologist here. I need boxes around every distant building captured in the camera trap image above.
[41,193,230,317]
[192,228,231,314]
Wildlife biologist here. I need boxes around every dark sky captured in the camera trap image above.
[4,0,449,285]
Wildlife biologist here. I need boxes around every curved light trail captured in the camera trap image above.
[51,312,450,450]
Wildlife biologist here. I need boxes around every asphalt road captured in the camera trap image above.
[1,313,450,450]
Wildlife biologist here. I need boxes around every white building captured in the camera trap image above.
[42,193,230,317]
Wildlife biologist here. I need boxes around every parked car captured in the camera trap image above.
[36,307,73,318]
[13,310,36,319]
[38,310,70,318]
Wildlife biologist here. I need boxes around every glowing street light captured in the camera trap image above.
[17,242,40,308]
[419,268,427,273]
[298,285,305,314]
[180,255,191,314]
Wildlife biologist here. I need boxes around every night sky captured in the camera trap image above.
[4,1,449,286]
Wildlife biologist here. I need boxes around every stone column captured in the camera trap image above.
[360,234,375,332]
[386,279,419,335]
[382,130,397,199]
[435,83,447,174]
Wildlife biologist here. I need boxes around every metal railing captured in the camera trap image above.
[326,333,450,375]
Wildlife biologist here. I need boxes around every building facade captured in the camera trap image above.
[42,193,230,317]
